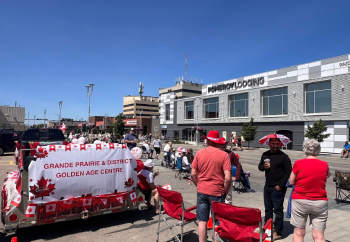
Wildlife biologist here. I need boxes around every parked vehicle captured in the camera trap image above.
[0,129,18,156]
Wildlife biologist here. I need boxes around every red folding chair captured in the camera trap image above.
[156,186,198,242]
[211,201,273,242]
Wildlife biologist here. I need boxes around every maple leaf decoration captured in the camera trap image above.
[35,148,49,159]
[28,207,33,213]
[29,176,56,198]
[124,178,134,188]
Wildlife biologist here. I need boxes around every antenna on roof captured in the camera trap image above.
[175,78,177,84]
[190,77,193,83]
[201,79,203,84]
[195,78,197,83]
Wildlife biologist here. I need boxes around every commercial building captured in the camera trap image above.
[123,95,159,135]
[160,54,350,153]
[159,81,203,136]
[0,105,26,130]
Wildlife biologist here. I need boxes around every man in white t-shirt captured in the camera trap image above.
[138,160,159,214]
[142,140,154,158]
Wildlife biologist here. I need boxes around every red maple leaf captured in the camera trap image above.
[30,196,34,200]
[29,176,56,198]
[28,207,32,213]
[17,197,20,201]
[36,149,49,159]
[30,179,33,182]
[124,178,135,188]
[85,200,89,204]
[48,205,53,210]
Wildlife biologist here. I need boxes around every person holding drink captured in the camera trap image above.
[258,137,292,240]
[124,128,139,150]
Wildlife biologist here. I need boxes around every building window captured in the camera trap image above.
[261,87,288,116]
[204,97,219,118]
[305,81,331,114]
[185,101,194,119]
[165,104,170,120]
[229,93,248,117]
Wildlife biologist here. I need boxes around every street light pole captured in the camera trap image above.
[58,101,63,126]
[44,110,46,126]
[86,84,94,123]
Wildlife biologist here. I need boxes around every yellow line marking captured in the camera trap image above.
[10,160,14,165]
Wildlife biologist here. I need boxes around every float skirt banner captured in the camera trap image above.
[28,144,137,203]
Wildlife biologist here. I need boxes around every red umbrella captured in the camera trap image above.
[259,134,292,147]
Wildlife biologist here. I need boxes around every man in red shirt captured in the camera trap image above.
[191,130,232,242]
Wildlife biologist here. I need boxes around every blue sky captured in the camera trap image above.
[1,0,350,124]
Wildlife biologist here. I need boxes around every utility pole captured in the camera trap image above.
[34,115,36,125]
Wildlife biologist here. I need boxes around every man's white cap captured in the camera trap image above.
[144,159,154,168]
[182,148,187,153]
[130,128,135,131]
[145,140,149,142]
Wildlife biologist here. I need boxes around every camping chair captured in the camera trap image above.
[141,146,149,159]
[156,186,197,242]
[232,165,244,193]
[334,170,350,203]
[211,201,273,242]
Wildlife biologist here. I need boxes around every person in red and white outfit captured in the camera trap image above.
[138,159,160,215]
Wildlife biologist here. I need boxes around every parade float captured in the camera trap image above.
[1,137,144,235]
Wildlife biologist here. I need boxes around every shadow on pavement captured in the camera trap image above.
[0,209,158,242]
[282,220,294,239]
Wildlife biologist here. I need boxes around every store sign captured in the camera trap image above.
[127,120,137,125]
[208,77,265,93]
[161,125,167,129]
[339,61,350,68]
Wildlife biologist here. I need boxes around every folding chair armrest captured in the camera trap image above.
[185,205,197,212]
[263,218,273,230]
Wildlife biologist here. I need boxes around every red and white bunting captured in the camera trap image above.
[116,196,124,206]
[161,184,172,190]
[63,197,74,207]
[109,143,115,149]
[25,203,36,217]
[99,197,108,207]
[65,145,71,151]
[56,145,65,152]
[80,144,86,151]
[49,145,56,152]
[45,202,56,215]
[82,198,92,208]
[11,194,21,207]
[129,191,137,205]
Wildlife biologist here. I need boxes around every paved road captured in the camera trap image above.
[1,148,349,242]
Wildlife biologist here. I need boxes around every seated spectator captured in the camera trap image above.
[340,141,350,158]
[181,149,191,170]
[142,140,154,159]
[138,160,160,215]
[176,147,183,170]
[187,148,194,164]
[218,138,252,192]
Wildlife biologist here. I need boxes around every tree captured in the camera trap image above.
[92,126,99,134]
[111,113,125,139]
[304,119,330,143]
[241,118,258,149]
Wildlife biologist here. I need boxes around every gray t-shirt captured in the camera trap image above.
[152,139,162,148]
